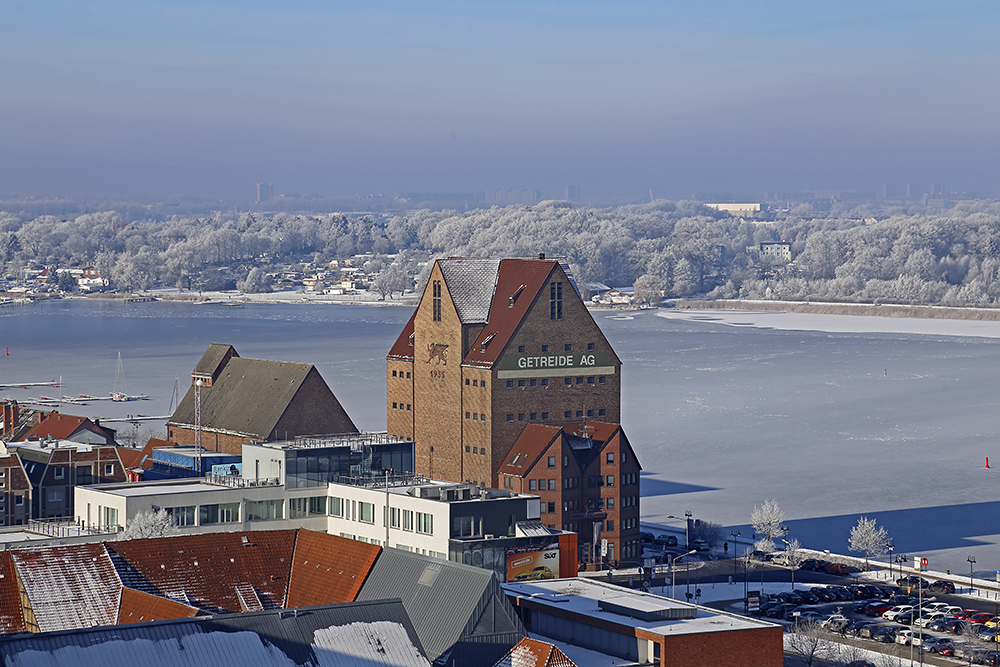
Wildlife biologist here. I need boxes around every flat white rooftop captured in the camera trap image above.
[503,578,777,637]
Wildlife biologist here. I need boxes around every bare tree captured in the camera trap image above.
[782,537,806,590]
[849,516,890,571]
[120,508,177,540]
[786,621,835,667]
[750,499,786,553]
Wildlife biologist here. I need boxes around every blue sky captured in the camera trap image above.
[2,0,998,202]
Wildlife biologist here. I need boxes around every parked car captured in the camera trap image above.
[822,614,850,632]
[896,575,930,590]
[929,579,957,594]
[914,611,947,628]
[811,587,837,602]
[871,626,900,643]
[864,601,892,617]
[654,534,678,547]
[924,636,955,653]
[824,563,850,576]
[970,612,996,625]
[828,585,853,601]
[883,605,914,621]
[795,589,819,604]
[639,531,654,543]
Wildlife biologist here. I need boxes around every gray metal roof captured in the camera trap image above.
[0,600,430,667]
[168,357,356,440]
[356,549,523,665]
[438,259,501,324]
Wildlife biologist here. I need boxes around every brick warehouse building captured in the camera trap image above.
[386,256,639,565]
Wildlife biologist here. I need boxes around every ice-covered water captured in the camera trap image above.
[2,300,999,574]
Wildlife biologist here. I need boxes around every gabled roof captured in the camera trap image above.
[108,530,297,614]
[286,529,381,608]
[357,548,524,664]
[119,438,159,470]
[0,601,431,667]
[168,355,357,440]
[11,543,122,633]
[22,413,106,442]
[193,343,238,379]
[499,422,640,476]
[461,259,558,368]
[493,638,577,667]
[497,425,562,477]
[0,455,30,491]
[438,258,502,324]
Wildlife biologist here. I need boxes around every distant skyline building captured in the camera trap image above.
[564,185,580,202]
[255,183,273,202]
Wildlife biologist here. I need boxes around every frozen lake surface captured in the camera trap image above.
[2,300,999,574]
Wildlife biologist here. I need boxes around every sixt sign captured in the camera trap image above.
[497,350,616,378]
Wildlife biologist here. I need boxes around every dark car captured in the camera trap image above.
[897,575,930,590]
[811,587,837,602]
[872,626,902,643]
[828,585,853,601]
[856,623,880,639]
[640,531,654,543]
[796,590,819,604]
[929,579,957,594]
[654,534,678,547]
[860,584,887,599]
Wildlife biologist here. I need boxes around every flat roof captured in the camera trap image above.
[82,479,221,498]
[503,578,777,637]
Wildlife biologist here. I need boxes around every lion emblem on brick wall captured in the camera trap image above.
[427,343,448,365]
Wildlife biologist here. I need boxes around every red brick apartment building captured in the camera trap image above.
[387,256,639,566]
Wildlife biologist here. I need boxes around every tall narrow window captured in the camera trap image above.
[550,281,562,320]
[432,280,442,321]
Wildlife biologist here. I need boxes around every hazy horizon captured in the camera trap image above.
[3,1,998,202]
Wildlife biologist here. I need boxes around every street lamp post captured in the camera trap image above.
[782,539,795,591]
[672,550,697,601]
[969,556,977,594]
[887,540,895,580]
[730,530,741,581]
[684,510,692,550]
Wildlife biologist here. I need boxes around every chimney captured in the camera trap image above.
[1,401,18,436]
[538,253,545,260]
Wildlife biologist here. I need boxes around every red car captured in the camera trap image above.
[865,602,892,617]
[955,609,980,620]
[968,612,995,624]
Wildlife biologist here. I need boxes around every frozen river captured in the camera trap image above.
[2,299,999,574]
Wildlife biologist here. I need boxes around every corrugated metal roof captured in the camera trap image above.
[438,258,501,324]
[356,549,523,664]
[0,600,429,667]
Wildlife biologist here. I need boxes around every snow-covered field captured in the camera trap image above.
[607,308,1000,576]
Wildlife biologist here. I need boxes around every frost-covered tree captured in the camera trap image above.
[237,267,270,294]
[633,273,664,306]
[750,499,786,554]
[120,508,177,540]
[785,621,834,667]
[782,537,806,590]
[848,516,890,571]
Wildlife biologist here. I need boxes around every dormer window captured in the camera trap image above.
[480,332,496,353]
[508,284,526,308]
[408,333,414,346]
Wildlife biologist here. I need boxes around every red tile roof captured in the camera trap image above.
[108,530,297,614]
[22,413,90,441]
[117,587,200,624]
[497,425,562,477]
[286,530,381,608]
[0,552,26,635]
[493,638,577,667]
[387,310,417,361]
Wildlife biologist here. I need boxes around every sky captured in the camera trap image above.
[2,0,998,202]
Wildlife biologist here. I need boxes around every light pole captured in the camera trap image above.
[782,538,795,591]
[730,530,741,581]
[887,540,895,580]
[672,549,696,601]
[969,556,976,594]
[684,510,692,549]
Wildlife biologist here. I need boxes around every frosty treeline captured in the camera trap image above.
[4,199,1000,307]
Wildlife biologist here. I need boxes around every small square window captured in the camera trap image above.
[393,402,398,408]
[506,380,513,388]
[473,447,478,453]
[466,412,471,419]
[564,378,571,386]
[587,409,594,417]
[564,411,572,418]
[518,413,525,421]
[548,502,555,513]
[548,456,556,468]
[541,345,548,352]
[529,413,537,420]
[529,480,537,491]
[529,379,537,387]
[599,376,606,384]
[473,379,478,387]
[607,452,615,464]
[518,379,526,387]
[576,410,583,418]
[54,467,64,480]
[105,464,113,475]
[541,379,548,387]
[588,342,595,350]
[587,376,595,384]
[541,411,549,420]
[472,413,478,420]
[406,372,411,379]
[576,377,583,384]
[406,404,411,410]
[548,479,556,490]
[465,378,470,385]
[599,408,606,417]
[481,413,486,420]
[518,345,525,353]
[564,344,572,352]
[465,445,471,452]
[506,413,514,421]
[606,475,614,486]
[392,370,397,377]
[481,448,486,456]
